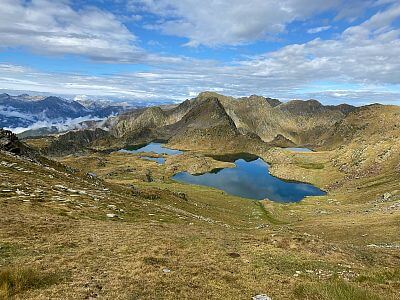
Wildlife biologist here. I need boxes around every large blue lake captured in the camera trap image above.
[173,157,325,202]
[121,143,325,202]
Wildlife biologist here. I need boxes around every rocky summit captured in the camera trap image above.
[0,128,20,154]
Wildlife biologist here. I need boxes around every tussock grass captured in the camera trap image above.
[356,268,400,285]
[294,279,383,300]
[0,266,58,298]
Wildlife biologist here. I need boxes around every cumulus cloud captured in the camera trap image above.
[244,3,400,86]
[129,0,378,46]
[307,26,332,34]
[305,89,400,105]
[0,0,147,63]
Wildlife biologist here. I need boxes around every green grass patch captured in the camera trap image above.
[295,162,325,169]
[0,244,17,260]
[0,266,60,298]
[293,279,382,300]
[358,174,396,189]
[356,268,400,285]
[257,253,332,276]
[254,202,285,225]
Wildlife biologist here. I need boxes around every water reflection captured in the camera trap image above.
[173,158,325,202]
[285,147,313,152]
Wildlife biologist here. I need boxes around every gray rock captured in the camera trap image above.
[252,295,272,300]
[383,192,391,201]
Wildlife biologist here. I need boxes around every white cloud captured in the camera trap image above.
[0,0,146,62]
[129,0,380,46]
[0,64,29,73]
[5,116,107,134]
[0,105,36,121]
[74,94,89,101]
[307,26,332,34]
[241,3,400,86]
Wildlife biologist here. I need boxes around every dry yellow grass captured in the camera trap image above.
[1,131,399,299]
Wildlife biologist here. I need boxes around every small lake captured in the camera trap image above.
[121,142,183,155]
[286,147,313,152]
[173,157,325,202]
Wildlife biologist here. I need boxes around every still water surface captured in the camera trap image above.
[285,147,313,152]
[173,157,325,202]
[121,143,325,202]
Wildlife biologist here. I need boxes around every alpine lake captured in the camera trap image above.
[122,143,325,202]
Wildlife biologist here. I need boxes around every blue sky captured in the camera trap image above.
[0,0,400,105]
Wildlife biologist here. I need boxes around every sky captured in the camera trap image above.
[0,0,400,105]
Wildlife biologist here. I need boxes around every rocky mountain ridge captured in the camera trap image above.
[23,91,400,156]
[110,91,358,149]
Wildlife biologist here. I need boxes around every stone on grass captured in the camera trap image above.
[383,192,391,201]
[252,294,272,300]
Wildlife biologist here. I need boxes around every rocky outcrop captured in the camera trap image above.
[0,128,61,167]
[46,128,112,155]
[167,97,242,149]
[267,134,296,148]
[318,104,400,149]
[0,128,23,154]
[112,107,168,138]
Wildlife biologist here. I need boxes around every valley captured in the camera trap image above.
[1,92,399,299]
[2,1,400,299]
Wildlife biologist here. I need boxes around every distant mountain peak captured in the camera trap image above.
[0,93,128,132]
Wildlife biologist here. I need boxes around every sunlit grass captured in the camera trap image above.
[0,266,59,298]
[294,279,382,300]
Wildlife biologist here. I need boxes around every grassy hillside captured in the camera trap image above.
[3,95,400,299]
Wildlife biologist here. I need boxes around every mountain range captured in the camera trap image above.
[108,91,358,150]
[0,93,127,130]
